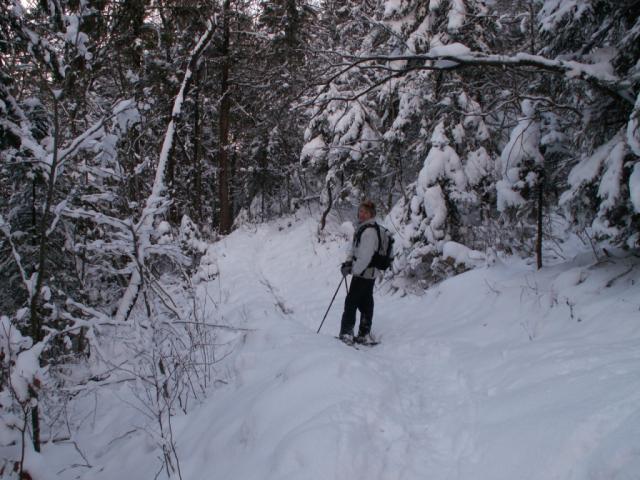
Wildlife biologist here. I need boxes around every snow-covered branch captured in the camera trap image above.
[115,18,218,323]
[0,119,48,166]
[62,207,132,232]
[7,3,66,81]
[1,97,137,180]
[0,215,33,298]
[336,47,635,105]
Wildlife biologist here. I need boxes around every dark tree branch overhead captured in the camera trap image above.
[324,50,636,106]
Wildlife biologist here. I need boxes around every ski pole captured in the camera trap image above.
[316,276,346,334]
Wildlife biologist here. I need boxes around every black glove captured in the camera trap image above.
[340,261,352,277]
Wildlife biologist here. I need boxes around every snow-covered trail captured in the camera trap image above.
[174,214,640,480]
[182,216,474,480]
[39,213,638,480]
[52,213,639,480]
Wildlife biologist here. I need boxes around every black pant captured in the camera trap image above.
[340,276,375,336]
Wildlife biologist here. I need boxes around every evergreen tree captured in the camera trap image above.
[538,0,640,250]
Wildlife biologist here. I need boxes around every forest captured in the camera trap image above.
[1,0,639,478]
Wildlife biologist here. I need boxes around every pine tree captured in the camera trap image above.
[538,0,640,250]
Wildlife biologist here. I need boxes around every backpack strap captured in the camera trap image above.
[355,223,381,251]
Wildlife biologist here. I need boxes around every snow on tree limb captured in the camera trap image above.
[630,164,640,214]
[0,215,33,297]
[114,18,217,323]
[140,18,217,224]
[1,95,136,178]
[6,0,66,81]
[628,93,640,157]
[333,49,635,105]
[62,207,132,232]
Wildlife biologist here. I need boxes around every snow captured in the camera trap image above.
[430,120,448,147]
[64,14,92,60]
[499,100,543,175]
[9,340,43,404]
[559,133,630,232]
[383,85,423,141]
[630,162,640,213]
[192,248,219,285]
[464,147,490,186]
[113,99,140,133]
[429,0,442,12]
[561,135,621,204]
[386,48,632,104]
[452,122,465,144]
[628,93,640,157]
[429,42,471,57]
[442,241,484,266]
[497,100,543,211]
[383,0,403,17]
[17,213,640,480]
[114,20,216,323]
[496,179,525,210]
[538,0,591,32]
[597,141,626,210]
[179,214,209,254]
[447,0,466,33]
[300,135,327,163]
[422,184,448,240]
[418,122,466,191]
[407,15,432,52]
[565,59,617,83]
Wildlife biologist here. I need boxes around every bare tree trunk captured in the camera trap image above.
[28,91,62,452]
[167,138,178,223]
[531,0,543,271]
[536,174,543,270]
[218,0,233,234]
[529,1,537,55]
[319,180,333,231]
[193,65,203,220]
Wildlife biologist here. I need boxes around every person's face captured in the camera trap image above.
[358,206,373,223]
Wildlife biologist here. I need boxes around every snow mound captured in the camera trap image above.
[442,241,485,266]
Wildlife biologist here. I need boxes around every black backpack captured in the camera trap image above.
[355,223,395,271]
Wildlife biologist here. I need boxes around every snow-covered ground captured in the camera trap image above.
[41,212,640,479]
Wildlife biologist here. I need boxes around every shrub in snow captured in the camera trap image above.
[179,215,208,256]
[0,316,49,475]
[193,248,219,285]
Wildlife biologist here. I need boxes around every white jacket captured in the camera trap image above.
[347,219,379,279]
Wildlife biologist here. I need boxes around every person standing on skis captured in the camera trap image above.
[339,200,378,345]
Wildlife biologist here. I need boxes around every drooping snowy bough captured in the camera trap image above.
[115,18,218,323]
